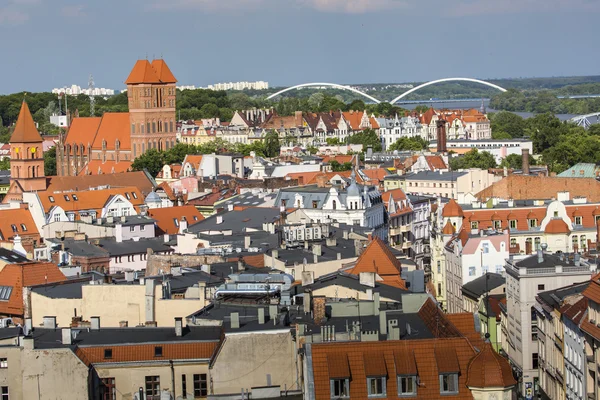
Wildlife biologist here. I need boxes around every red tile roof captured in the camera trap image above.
[466,342,517,388]
[79,159,132,175]
[46,171,155,197]
[442,199,464,218]
[349,237,406,289]
[38,186,145,217]
[442,220,456,235]
[75,341,218,366]
[561,296,587,325]
[91,113,131,151]
[0,208,39,243]
[583,274,600,304]
[147,205,204,235]
[0,262,67,317]
[64,117,102,152]
[476,175,600,202]
[544,218,571,234]
[10,101,43,144]
[151,59,177,83]
[124,60,161,84]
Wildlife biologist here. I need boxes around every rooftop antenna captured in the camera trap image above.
[88,74,95,116]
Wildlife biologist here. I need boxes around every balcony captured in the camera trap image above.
[400,225,411,233]
[389,227,402,236]
[402,241,413,250]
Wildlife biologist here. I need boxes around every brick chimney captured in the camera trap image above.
[436,119,447,153]
[522,148,530,175]
[313,296,327,324]
[316,174,328,188]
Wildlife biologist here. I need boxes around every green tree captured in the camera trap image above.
[131,149,165,177]
[263,130,281,158]
[0,157,9,170]
[490,111,525,138]
[388,137,428,152]
[525,113,569,153]
[326,138,342,145]
[449,149,497,170]
[44,146,57,176]
[491,131,512,140]
[348,128,382,152]
[347,99,366,111]
[499,153,536,170]
[329,160,353,172]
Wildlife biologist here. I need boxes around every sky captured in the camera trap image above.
[0,0,599,94]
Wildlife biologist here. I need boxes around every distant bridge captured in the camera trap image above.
[267,78,507,105]
[395,98,490,105]
[570,112,600,128]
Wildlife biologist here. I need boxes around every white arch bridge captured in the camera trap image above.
[266,78,508,104]
[570,112,600,128]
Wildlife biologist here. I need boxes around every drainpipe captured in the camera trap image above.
[170,360,176,400]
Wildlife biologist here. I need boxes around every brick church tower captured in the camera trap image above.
[126,59,178,159]
[5,101,47,201]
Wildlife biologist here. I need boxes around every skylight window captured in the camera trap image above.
[132,192,138,199]
[0,286,13,301]
[10,225,17,233]
[125,193,131,200]
[20,224,27,232]
[64,195,70,201]
[49,196,55,203]
[72,194,78,201]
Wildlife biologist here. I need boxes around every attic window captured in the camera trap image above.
[10,225,17,233]
[20,224,27,232]
[72,194,78,201]
[174,219,179,227]
[49,196,55,203]
[132,192,138,199]
[154,346,163,357]
[64,195,70,202]
[104,348,112,359]
[0,286,13,301]
[193,216,198,221]
[125,193,131,200]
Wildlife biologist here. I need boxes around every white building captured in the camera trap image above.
[377,115,423,150]
[275,172,387,239]
[429,138,534,164]
[208,81,269,91]
[444,230,510,313]
[504,249,596,397]
[52,85,116,96]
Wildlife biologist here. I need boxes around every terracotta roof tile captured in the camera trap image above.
[91,113,131,151]
[363,352,387,376]
[75,341,217,365]
[394,348,417,375]
[442,199,464,217]
[10,101,43,144]
[80,159,132,175]
[0,262,67,317]
[38,186,145,217]
[350,237,406,289]
[476,175,600,202]
[147,205,204,235]
[64,117,102,152]
[442,220,456,235]
[561,296,587,325]
[583,275,600,304]
[124,60,161,84]
[435,346,460,373]
[0,208,39,243]
[327,353,351,378]
[581,318,600,341]
[151,59,177,83]
[544,218,571,234]
[465,342,517,388]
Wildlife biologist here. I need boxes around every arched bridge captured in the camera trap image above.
[389,78,507,104]
[266,82,381,104]
[266,78,508,105]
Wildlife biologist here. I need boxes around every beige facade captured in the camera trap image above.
[29,279,208,328]
[0,338,88,400]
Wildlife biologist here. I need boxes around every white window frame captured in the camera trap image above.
[439,373,458,395]
[330,378,350,399]
[397,375,417,397]
[367,376,386,397]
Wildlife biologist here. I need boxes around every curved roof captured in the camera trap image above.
[466,342,517,389]
[545,218,571,234]
[442,199,464,218]
[593,207,600,216]
[442,220,456,235]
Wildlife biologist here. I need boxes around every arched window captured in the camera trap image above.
[332,200,337,210]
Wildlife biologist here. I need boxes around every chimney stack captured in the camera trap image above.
[522,148,530,175]
[258,308,265,324]
[230,312,240,329]
[91,316,100,330]
[436,119,447,153]
[43,316,56,329]
[312,296,326,325]
[61,328,72,345]
[175,317,183,337]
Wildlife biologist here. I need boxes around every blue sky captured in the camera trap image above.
[1,0,599,94]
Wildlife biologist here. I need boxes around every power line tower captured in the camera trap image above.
[88,74,96,116]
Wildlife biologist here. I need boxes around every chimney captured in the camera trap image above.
[522,148,530,175]
[537,249,543,264]
[175,317,183,337]
[230,312,240,329]
[61,328,72,345]
[244,236,251,248]
[312,244,322,256]
[43,316,56,329]
[574,253,581,267]
[120,215,126,223]
[25,318,32,335]
[312,296,326,324]
[304,291,311,313]
[91,316,100,330]
[272,249,279,259]
[163,234,170,243]
[119,321,128,328]
[258,308,265,324]
[179,219,188,233]
[216,215,223,224]
[436,119,447,153]
[373,292,380,313]
[238,259,245,271]
[379,310,387,335]
[342,230,349,240]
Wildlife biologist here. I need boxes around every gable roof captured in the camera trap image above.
[151,59,177,83]
[38,186,145,216]
[147,205,205,235]
[64,117,102,152]
[91,113,131,151]
[10,101,43,144]
[466,342,517,388]
[350,237,406,289]
[0,208,39,242]
[46,171,155,197]
[0,262,67,317]
[124,60,161,84]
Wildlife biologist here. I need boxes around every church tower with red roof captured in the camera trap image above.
[5,101,47,201]
[125,59,178,159]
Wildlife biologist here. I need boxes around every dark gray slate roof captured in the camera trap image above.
[97,237,173,257]
[537,281,590,310]
[404,171,468,182]
[188,207,281,234]
[31,280,88,299]
[462,273,505,300]
[0,248,29,263]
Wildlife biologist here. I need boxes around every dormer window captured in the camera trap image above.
[49,196,55,203]
[509,220,517,229]
[439,373,458,395]
[575,216,582,225]
[398,375,417,397]
[10,225,17,233]
[367,377,386,397]
[493,220,501,230]
[125,193,131,200]
[72,194,78,201]
[20,224,27,231]
[330,379,350,399]
[528,219,537,228]
[64,195,70,201]
[102,140,107,150]
[471,221,478,230]
[132,192,138,199]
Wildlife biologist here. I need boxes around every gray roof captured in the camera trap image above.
[462,273,505,300]
[47,239,109,258]
[31,280,88,299]
[188,207,281,234]
[100,215,156,227]
[32,325,222,349]
[275,184,382,210]
[514,252,588,270]
[404,170,468,182]
[537,281,590,310]
[0,248,29,264]
[268,237,358,266]
[97,237,172,257]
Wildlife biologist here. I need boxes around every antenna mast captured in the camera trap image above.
[88,74,96,116]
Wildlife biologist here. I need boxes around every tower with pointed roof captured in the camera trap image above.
[5,101,47,201]
[125,59,178,159]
